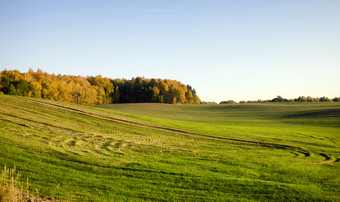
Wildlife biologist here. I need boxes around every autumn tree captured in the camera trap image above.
[0,69,201,105]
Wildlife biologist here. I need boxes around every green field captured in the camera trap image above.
[0,95,339,201]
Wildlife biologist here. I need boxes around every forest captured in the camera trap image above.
[0,69,200,105]
[220,95,340,104]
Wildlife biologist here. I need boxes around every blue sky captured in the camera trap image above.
[1,0,339,102]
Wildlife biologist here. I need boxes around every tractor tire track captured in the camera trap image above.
[23,98,336,164]
[0,111,80,133]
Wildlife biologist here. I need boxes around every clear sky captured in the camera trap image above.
[1,0,339,102]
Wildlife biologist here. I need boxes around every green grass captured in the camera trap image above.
[0,95,339,201]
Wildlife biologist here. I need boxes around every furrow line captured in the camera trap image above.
[23,98,335,163]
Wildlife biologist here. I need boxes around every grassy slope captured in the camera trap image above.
[96,103,340,155]
[0,95,339,201]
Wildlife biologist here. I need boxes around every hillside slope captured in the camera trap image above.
[0,95,339,201]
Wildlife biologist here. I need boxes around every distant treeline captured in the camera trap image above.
[220,96,340,104]
[0,69,200,105]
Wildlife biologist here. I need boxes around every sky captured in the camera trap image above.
[1,0,339,102]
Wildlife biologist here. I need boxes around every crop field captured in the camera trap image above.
[0,95,339,201]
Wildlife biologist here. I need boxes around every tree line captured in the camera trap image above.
[220,95,340,104]
[0,69,200,105]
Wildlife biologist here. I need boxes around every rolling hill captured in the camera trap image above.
[0,95,339,201]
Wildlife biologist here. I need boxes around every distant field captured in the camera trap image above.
[0,95,339,201]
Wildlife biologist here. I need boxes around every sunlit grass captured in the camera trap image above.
[0,95,339,200]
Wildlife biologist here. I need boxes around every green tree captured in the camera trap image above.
[307,96,313,102]
[319,97,331,102]
[0,75,10,94]
[272,96,284,102]
[295,96,307,102]
[8,84,17,95]
[332,97,340,102]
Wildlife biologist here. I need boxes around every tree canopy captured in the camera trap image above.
[0,69,200,105]
[220,96,339,104]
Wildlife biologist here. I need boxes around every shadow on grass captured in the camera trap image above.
[282,108,340,119]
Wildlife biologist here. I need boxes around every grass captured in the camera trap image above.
[0,166,47,201]
[0,166,24,201]
[0,95,339,201]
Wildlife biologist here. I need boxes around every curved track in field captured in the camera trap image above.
[22,98,337,164]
